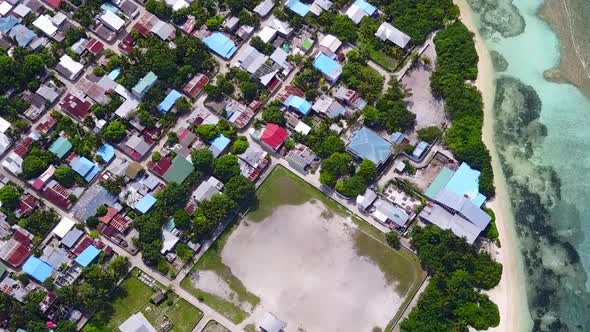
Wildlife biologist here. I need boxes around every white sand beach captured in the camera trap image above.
[454,1,533,331]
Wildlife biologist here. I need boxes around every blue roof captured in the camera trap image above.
[49,136,73,159]
[313,53,342,81]
[23,257,54,282]
[132,71,158,97]
[9,24,36,47]
[75,245,101,267]
[136,194,157,214]
[412,141,429,158]
[445,163,487,207]
[209,134,231,157]
[284,95,312,116]
[390,132,404,144]
[157,89,182,113]
[0,16,18,33]
[203,32,237,59]
[354,0,377,15]
[347,127,392,165]
[286,0,310,16]
[97,144,115,163]
[108,68,121,80]
[71,157,100,182]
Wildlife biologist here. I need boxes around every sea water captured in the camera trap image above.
[467,0,590,330]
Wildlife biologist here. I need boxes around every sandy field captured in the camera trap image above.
[455,1,533,331]
[221,202,402,332]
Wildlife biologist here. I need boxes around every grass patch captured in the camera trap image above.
[244,323,256,332]
[180,225,260,324]
[141,294,203,332]
[202,320,231,332]
[367,47,400,71]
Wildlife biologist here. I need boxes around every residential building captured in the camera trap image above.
[283,95,312,116]
[412,141,429,159]
[8,24,36,47]
[286,143,318,174]
[286,0,310,16]
[70,156,101,182]
[259,312,286,332]
[313,52,342,81]
[333,85,367,110]
[319,34,342,54]
[258,123,288,151]
[312,95,345,119]
[374,22,411,49]
[157,89,182,113]
[209,134,231,157]
[356,188,377,211]
[163,155,192,184]
[135,194,156,214]
[192,176,223,203]
[132,71,157,98]
[55,55,84,80]
[346,127,392,167]
[100,10,125,31]
[203,32,237,59]
[183,73,209,98]
[23,256,54,282]
[32,15,57,37]
[254,0,274,17]
[49,136,72,159]
[372,198,410,228]
[345,0,376,24]
[119,313,157,332]
[59,93,92,120]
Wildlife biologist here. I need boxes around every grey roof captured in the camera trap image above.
[44,248,69,270]
[72,185,119,220]
[270,47,290,70]
[458,199,491,230]
[238,145,267,168]
[119,0,138,17]
[356,188,377,210]
[419,204,481,244]
[61,228,84,248]
[142,174,160,190]
[238,45,268,74]
[254,0,274,16]
[192,177,223,203]
[36,85,60,102]
[259,312,286,332]
[374,199,409,227]
[286,144,316,169]
[374,22,411,48]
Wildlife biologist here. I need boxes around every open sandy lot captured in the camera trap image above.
[221,202,401,332]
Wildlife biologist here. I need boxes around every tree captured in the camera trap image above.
[137,110,157,128]
[261,101,286,126]
[385,231,401,249]
[172,209,191,230]
[142,240,162,266]
[103,120,127,143]
[0,185,20,210]
[356,160,376,183]
[152,151,161,162]
[335,175,366,197]
[330,15,358,43]
[224,176,256,206]
[19,209,59,238]
[175,98,191,114]
[205,15,223,30]
[175,242,194,262]
[250,36,274,55]
[212,155,241,182]
[96,205,108,216]
[108,256,129,278]
[191,149,214,172]
[54,166,75,188]
[55,320,77,332]
[319,153,354,187]
[198,194,237,225]
[417,126,443,143]
[21,155,48,180]
[195,124,219,141]
[230,137,249,155]
[240,80,259,102]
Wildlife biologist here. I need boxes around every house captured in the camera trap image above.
[259,312,286,332]
[100,10,125,31]
[192,176,223,203]
[345,0,377,24]
[151,291,166,305]
[283,95,312,116]
[119,0,139,18]
[346,127,392,166]
[425,163,487,208]
[32,15,57,37]
[310,0,332,15]
[36,84,60,103]
[0,16,18,34]
[119,313,157,332]
[56,55,84,80]
[74,245,100,267]
[259,123,288,151]
[0,228,34,267]
[286,0,310,16]
[147,156,172,177]
[269,47,293,75]
[209,134,231,157]
[163,155,192,184]
[372,198,410,228]
[157,89,182,113]
[150,20,175,40]
[132,71,157,98]
[16,195,38,218]
[313,52,342,81]
[203,32,237,59]
[70,156,101,182]
[124,134,151,160]
[2,152,23,175]
[52,217,75,239]
[0,2,12,16]
[265,16,293,37]
[286,143,318,174]
[32,165,55,190]
[23,256,54,282]
[9,24,36,47]
[61,228,83,248]
[375,22,411,49]
[60,93,92,120]
[319,34,342,54]
[85,38,104,56]
[356,188,377,211]
[286,114,311,135]
[258,26,277,43]
[254,0,274,17]
[183,74,209,98]
[333,85,367,110]
[49,136,72,159]
[312,95,345,119]
[412,141,429,159]
[419,204,482,244]
[42,180,73,209]
[135,194,156,214]
[238,145,268,171]
[96,144,115,163]
[223,16,239,32]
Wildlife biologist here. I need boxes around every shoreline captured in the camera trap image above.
[454,1,533,331]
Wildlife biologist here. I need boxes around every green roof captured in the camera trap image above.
[163,155,193,184]
[425,167,455,199]
[49,136,73,159]
[0,262,6,277]
[303,39,313,51]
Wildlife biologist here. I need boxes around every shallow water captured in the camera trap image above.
[468,0,590,330]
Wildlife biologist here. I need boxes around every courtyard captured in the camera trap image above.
[183,166,426,331]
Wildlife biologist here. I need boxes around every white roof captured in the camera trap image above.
[100,10,125,31]
[160,229,179,254]
[52,12,67,26]
[294,121,311,135]
[172,0,188,11]
[1,152,22,175]
[259,312,286,332]
[12,4,30,17]
[0,2,13,16]
[345,4,366,24]
[375,22,411,48]
[319,34,342,53]
[119,312,157,332]
[52,217,76,239]
[59,54,84,77]
[258,26,277,43]
[0,117,10,133]
[33,15,58,36]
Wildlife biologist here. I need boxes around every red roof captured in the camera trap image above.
[181,15,196,33]
[45,0,62,8]
[118,33,136,54]
[147,157,172,177]
[16,195,38,218]
[34,116,57,135]
[261,124,289,150]
[5,243,30,267]
[248,100,263,112]
[13,229,32,247]
[59,94,91,120]
[98,207,118,224]
[110,214,130,233]
[73,237,93,255]
[42,181,71,210]
[86,38,104,55]
[183,74,209,98]
[14,137,33,158]
[132,23,150,38]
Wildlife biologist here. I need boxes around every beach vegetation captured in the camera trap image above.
[416,126,443,143]
[363,81,416,133]
[341,51,384,103]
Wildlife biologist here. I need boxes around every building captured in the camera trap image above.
[374,22,411,49]
[74,245,100,267]
[119,312,157,332]
[425,163,487,207]
[60,94,92,120]
[96,144,115,163]
[56,55,84,80]
[70,156,101,182]
[42,180,73,209]
[412,141,429,159]
[254,0,274,16]
[32,15,57,37]
[419,204,482,244]
[283,95,312,116]
[124,134,151,160]
[100,10,125,31]
[209,134,231,157]
[9,24,36,47]
[313,52,342,81]
[259,312,286,332]
[135,194,156,214]
[49,136,72,159]
[163,155,192,184]
[36,84,60,103]
[286,143,317,174]
[23,256,54,282]
[346,127,392,167]
[372,199,410,228]
[286,0,310,16]
[183,74,209,98]
[319,34,342,54]
[259,123,288,151]
[312,95,345,119]
[52,217,75,239]
[157,90,182,113]
[356,188,377,211]
[203,32,237,59]
[160,229,179,254]
[132,71,157,98]
[345,0,376,24]
[333,86,367,110]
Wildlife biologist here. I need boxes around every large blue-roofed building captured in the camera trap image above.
[283,95,312,116]
[75,245,101,267]
[96,144,115,163]
[426,162,487,207]
[313,52,342,81]
[286,0,310,16]
[9,25,36,47]
[209,134,231,157]
[136,194,157,214]
[346,127,392,166]
[23,257,54,282]
[157,90,182,113]
[70,157,101,182]
[203,32,237,59]
[0,16,18,33]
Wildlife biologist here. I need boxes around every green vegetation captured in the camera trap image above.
[261,100,287,126]
[18,209,59,239]
[400,225,502,331]
[202,320,231,332]
[385,231,401,250]
[431,21,495,197]
[364,81,416,133]
[230,136,249,155]
[250,36,274,55]
[483,208,500,245]
[292,60,323,100]
[416,126,443,143]
[0,184,21,210]
[342,50,384,103]
[319,152,354,187]
[293,122,345,158]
